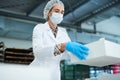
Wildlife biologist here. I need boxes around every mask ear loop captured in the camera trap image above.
[47,5,55,21]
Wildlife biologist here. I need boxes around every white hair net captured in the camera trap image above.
[44,0,64,20]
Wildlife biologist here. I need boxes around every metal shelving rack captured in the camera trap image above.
[0,42,5,62]
[4,48,34,65]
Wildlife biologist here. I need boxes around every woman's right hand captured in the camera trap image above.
[65,42,89,60]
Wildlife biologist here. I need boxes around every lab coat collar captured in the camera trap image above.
[45,22,59,31]
[45,22,57,41]
[44,22,51,31]
[44,22,62,42]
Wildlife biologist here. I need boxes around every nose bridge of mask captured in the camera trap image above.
[52,12,63,18]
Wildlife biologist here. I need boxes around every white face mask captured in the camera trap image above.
[50,12,63,25]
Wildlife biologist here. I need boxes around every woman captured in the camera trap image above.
[30,0,89,80]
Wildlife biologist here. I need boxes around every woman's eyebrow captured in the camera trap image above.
[55,9,59,11]
[55,9,64,12]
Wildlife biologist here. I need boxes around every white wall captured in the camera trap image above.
[68,31,101,44]
[81,16,120,44]
[0,37,32,49]
[0,16,5,30]
[97,16,120,36]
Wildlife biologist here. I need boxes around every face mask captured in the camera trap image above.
[50,12,63,25]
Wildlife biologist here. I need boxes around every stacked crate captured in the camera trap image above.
[112,62,120,74]
[4,48,34,65]
[61,60,90,80]
[0,42,5,62]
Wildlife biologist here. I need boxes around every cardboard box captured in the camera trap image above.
[69,38,120,67]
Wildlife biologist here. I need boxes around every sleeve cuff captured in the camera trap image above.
[54,44,62,56]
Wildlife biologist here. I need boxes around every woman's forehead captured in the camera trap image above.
[52,4,64,11]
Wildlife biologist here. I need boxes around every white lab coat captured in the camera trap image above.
[30,22,71,80]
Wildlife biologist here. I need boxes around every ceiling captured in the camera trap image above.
[0,0,120,25]
[0,0,120,41]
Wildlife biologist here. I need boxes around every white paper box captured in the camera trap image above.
[69,38,120,67]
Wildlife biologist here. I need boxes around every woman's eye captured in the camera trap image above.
[61,11,64,14]
[55,11,59,13]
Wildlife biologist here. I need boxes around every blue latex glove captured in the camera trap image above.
[66,42,89,60]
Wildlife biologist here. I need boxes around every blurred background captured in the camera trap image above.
[0,0,120,80]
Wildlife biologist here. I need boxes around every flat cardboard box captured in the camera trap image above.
[69,38,120,67]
